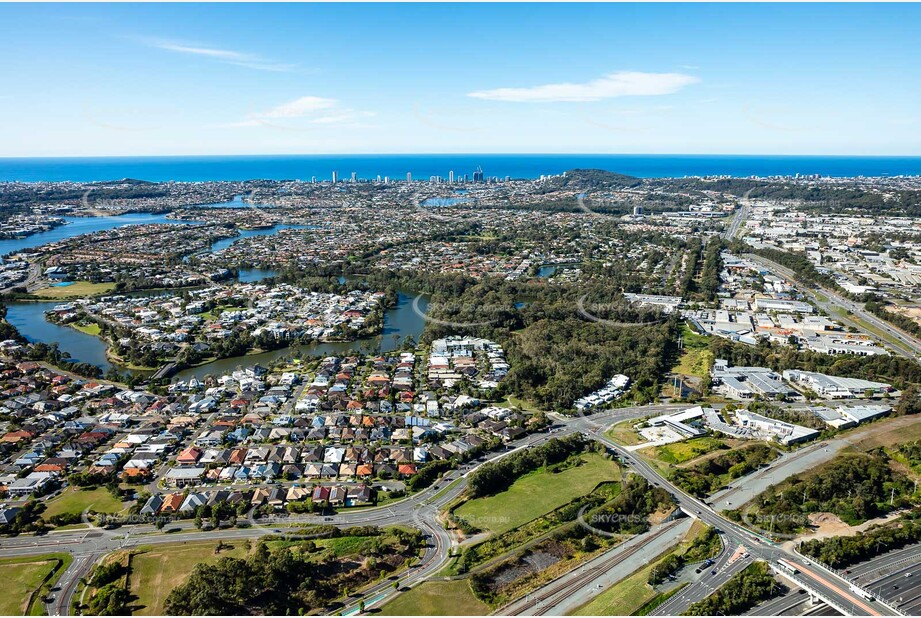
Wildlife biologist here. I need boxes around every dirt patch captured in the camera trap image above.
[485,541,569,592]
[886,305,921,327]
[849,415,921,451]
[792,511,907,544]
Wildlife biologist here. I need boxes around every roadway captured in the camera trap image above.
[746,587,820,616]
[709,440,844,512]
[652,543,753,615]
[723,189,753,241]
[849,544,921,614]
[3,402,904,616]
[589,425,902,616]
[498,518,694,616]
[744,253,921,360]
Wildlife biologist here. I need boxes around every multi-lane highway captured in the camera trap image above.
[724,189,753,241]
[589,426,903,617]
[744,253,921,360]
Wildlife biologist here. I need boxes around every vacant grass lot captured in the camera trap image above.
[43,487,126,519]
[640,437,726,465]
[32,281,115,298]
[71,321,101,336]
[127,540,250,615]
[605,419,645,446]
[672,322,714,378]
[0,554,70,616]
[197,304,239,320]
[853,415,921,450]
[574,557,659,616]
[454,453,620,535]
[379,580,488,616]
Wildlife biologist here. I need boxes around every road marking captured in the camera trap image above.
[796,561,880,616]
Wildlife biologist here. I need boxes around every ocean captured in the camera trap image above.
[1,154,920,183]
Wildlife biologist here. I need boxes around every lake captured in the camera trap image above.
[171,290,429,381]
[5,301,113,369]
[208,224,311,253]
[192,194,273,209]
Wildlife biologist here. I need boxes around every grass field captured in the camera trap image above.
[605,419,645,446]
[44,487,126,519]
[127,540,250,615]
[453,453,620,535]
[315,535,374,557]
[197,305,239,320]
[71,322,101,336]
[506,396,543,413]
[672,322,714,378]
[640,437,726,465]
[0,554,70,616]
[573,557,659,615]
[32,281,115,299]
[378,580,488,616]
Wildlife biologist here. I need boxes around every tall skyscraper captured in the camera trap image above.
[449,170,454,183]
[331,171,338,183]
[406,172,412,183]
[473,166,484,183]
[351,171,357,183]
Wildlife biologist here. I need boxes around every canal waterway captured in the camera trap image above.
[1,209,429,377]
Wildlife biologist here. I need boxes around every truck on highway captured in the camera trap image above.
[849,583,874,601]
[776,559,799,575]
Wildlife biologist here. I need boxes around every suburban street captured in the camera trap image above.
[1,402,912,617]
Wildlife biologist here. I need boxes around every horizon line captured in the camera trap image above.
[2,152,921,161]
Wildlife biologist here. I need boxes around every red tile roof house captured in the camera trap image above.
[312,485,330,505]
[2,429,36,444]
[159,492,184,514]
[176,446,203,465]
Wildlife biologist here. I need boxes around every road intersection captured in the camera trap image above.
[0,403,907,616]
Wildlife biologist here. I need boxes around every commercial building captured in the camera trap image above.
[782,370,893,399]
[647,406,708,437]
[712,360,798,400]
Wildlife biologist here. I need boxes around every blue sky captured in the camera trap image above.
[1,3,919,157]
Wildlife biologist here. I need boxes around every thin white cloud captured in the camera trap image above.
[145,38,295,72]
[468,71,699,103]
[223,96,375,129]
[259,96,338,118]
